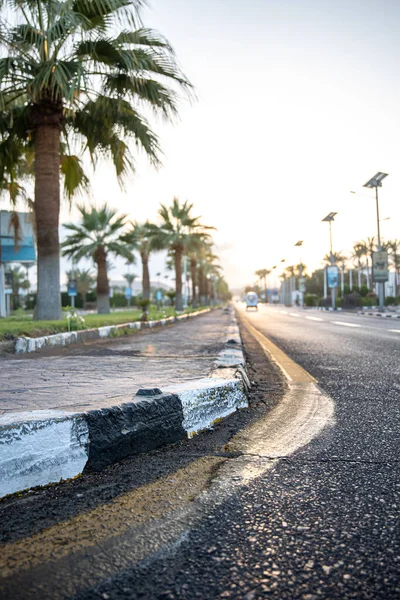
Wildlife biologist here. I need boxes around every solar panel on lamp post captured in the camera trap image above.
[363,172,388,310]
[322,213,338,310]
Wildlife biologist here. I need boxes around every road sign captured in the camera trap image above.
[327,266,339,288]
[67,281,77,297]
[0,211,36,262]
[372,250,389,282]
[125,287,132,299]
[299,277,306,293]
[155,289,163,302]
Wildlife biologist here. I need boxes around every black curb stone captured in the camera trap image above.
[84,394,186,471]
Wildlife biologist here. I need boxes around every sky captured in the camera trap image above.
[8,0,400,289]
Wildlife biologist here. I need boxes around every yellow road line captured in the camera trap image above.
[238,311,317,384]
[0,456,225,579]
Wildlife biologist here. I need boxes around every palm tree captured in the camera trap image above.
[323,251,346,266]
[255,269,270,298]
[351,243,366,288]
[66,267,95,308]
[148,198,214,310]
[8,265,28,310]
[285,265,297,277]
[123,272,136,307]
[121,222,158,301]
[62,205,133,314]
[363,237,377,289]
[197,244,220,305]
[186,236,213,307]
[0,0,191,320]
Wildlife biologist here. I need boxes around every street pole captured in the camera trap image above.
[349,269,353,291]
[0,212,6,317]
[183,255,188,308]
[70,260,75,309]
[375,186,385,310]
[341,263,344,296]
[361,172,388,310]
[329,221,336,310]
[299,262,303,307]
[0,263,5,318]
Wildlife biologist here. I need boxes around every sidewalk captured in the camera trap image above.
[0,308,248,498]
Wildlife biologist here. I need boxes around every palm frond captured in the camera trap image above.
[60,154,90,201]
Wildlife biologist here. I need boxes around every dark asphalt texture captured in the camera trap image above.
[74,306,400,600]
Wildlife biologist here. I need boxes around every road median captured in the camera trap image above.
[13,308,211,354]
[0,307,249,498]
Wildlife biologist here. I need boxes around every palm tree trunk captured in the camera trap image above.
[190,257,197,307]
[175,247,183,311]
[199,265,206,305]
[33,117,62,320]
[141,252,150,300]
[95,246,110,314]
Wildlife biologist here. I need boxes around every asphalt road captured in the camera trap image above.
[84,305,398,600]
[1,305,399,599]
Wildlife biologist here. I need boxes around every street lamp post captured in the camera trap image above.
[322,212,338,310]
[363,172,388,310]
[294,240,304,307]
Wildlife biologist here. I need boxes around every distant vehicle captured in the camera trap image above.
[245,291,258,311]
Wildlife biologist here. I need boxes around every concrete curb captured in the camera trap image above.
[315,307,400,318]
[13,308,211,354]
[0,308,249,498]
[357,310,400,318]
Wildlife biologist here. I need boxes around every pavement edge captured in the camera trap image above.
[13,308,212,354]
[0,307,250,498]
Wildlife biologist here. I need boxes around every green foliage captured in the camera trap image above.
[110,293,138,308]
[62,307,86,331]
[148,198,214,254]
[0,0,192,195]
[306,269,324,296]
[147,198,215,308]
[62,204,132,263]
[343,292,361,308]
[0,307,181,340]
[362,295,378,307]
[304,294,319,307]
[137,298,150,310]
[359,285,370,297]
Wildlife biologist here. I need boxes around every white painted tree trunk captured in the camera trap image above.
[35,255,61,320]
[97,294,110,314]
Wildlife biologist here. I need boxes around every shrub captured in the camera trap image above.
[62,307,86,331]
[304,294,319,307]
[362,295,378,307]
[343,292,361,308]
[320,296,332,308]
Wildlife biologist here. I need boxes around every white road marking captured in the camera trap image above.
[388,329,400,333]
[280,310,288,314]
[289,313,301,318]
[333,321,361,328]
[306,316,323,322]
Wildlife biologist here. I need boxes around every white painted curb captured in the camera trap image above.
[1,306,249,498]
[0,411,89,498]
